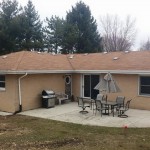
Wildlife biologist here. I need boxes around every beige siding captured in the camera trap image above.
[105,74,150,110]
[72,73,150,110]
[72,74,81,101]
[1,73,150,112]
[0,75,18,112]
[21,74,65,111]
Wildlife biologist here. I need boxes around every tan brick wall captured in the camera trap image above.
[21,74,66,111]
[72,73,150,110]
[72,74,81,101]
[1,73,150,112]
[0,75,18,112]
[103,74,150,110]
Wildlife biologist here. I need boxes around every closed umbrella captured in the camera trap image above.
[94,72,121,93]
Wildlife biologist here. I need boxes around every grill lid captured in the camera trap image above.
[42,90,55,96]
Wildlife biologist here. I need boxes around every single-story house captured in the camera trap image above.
[0,50,150,113]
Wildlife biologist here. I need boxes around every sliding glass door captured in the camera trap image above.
[83,75,99,99]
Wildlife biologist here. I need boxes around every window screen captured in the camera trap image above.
[0,75,5,90]
[140,76,150,95]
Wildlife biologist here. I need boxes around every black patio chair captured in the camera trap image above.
[118,99,132,118]
[77,97,90,114]
[94,99,109,116]
[96,94,104,101]
[115,96,125,111]
[96,94,108,109]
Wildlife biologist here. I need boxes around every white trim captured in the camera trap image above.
[138,75,140,96]
[0,75,5,90]
[0,70,74,74]
[82,74,100,99]
[80,74,83,97]
[74,70,150,74]
[138,94,150,98]
[1,69,150,74]
[0,87,5,91]
[138,75,150,96]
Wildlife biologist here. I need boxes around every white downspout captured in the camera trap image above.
[18,73,28,113]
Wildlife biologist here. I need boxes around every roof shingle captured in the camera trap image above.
[0,50,150,73]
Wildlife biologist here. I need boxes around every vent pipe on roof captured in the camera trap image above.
[103,52,108,54]
[2,55,7,59]
[113,57,119,60]
[69,55,74,59]
[52,52,56,55]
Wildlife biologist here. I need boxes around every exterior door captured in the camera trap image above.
[83,75,99,99]
[65,74,72,99]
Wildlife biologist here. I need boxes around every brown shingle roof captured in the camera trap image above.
[68,51,150,71]
[0,51,72,72]
[0,50,150,74]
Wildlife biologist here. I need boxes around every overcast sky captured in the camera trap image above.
[17,0,150,49]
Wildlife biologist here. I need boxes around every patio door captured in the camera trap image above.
[83,75,99,99]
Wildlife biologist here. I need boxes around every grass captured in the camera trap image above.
[0,115,150,150]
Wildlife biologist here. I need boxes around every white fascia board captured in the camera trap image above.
[74,70,150,74]
[0,70,74,74]
[0,69,150,75]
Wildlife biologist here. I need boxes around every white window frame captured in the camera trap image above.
[139,75,150,96]
[82,74,100,98]
[0,75,5,91]
[83,74,91,98]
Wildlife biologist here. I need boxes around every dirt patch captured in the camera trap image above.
[0,137,83,149]
[0,116,31,136]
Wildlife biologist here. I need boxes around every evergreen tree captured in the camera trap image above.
[44,16,65,53]
[61,22,79,54]
[66,1,102,53]
[0,0,23,54]
[23,0,43,51]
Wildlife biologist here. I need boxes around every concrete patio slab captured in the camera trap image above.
[18,102,150,128]
[0,111,13,116]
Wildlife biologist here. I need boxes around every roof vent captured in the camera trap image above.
[52,52,56,55]
[69,55,74,59]
[113,57,119,60]
[2,55,7,59]
[103,52,108,54]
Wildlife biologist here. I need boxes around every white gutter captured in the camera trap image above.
[17,73,28,113]
[1,70,150,74]
[0,70,74,74]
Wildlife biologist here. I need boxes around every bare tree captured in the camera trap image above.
[100,15,137,52]
[139,38,150,50]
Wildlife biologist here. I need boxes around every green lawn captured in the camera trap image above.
[0,115,150,150]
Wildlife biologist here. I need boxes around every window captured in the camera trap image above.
[0,75,5,90]
[65,76,71,84]
[140,76,150,95]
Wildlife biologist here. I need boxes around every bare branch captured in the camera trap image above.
[139,38,150,50]
[100,14,137,52]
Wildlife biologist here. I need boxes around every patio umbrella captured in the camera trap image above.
[94,72,121,93]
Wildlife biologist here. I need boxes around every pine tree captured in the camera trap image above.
[66,1,102,53]
[23,0,43,51]
[0,0,23,54]
[61,22,79,54]
[44,16,65,53]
